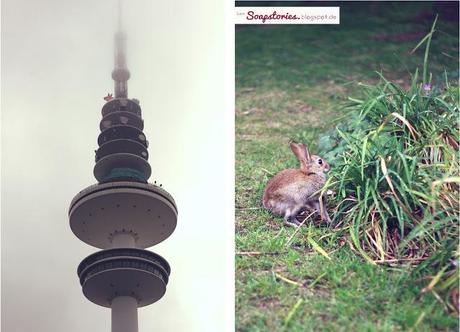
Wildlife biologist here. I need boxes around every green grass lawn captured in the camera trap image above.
[235,2,459,331]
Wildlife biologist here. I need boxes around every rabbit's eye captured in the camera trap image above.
[318,159,323,165]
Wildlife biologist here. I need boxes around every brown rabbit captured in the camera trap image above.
[262,142,331,226]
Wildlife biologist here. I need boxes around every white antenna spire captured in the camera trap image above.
[112,0,130,98]
[117,0,122,31]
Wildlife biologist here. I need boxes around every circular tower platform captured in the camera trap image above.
[69,181,177,249]
[94,152,152,183]
[100,111,144,131]
[78,248,170,307]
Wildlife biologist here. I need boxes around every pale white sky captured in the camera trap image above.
[1,0,232,331]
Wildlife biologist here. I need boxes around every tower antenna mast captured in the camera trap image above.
[118,0,122,30]
[112,0,129,98]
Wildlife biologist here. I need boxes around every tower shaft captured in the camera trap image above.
[111,232,136,248]
[112,296,138,332]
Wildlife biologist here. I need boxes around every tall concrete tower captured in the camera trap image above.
[69,5,177,332]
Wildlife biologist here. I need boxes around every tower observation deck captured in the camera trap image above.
[69,6,177,332]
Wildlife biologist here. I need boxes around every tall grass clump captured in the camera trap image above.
[319,18,459,313]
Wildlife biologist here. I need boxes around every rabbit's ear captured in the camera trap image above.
[290,142,311,170]
[301,144,311,161]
